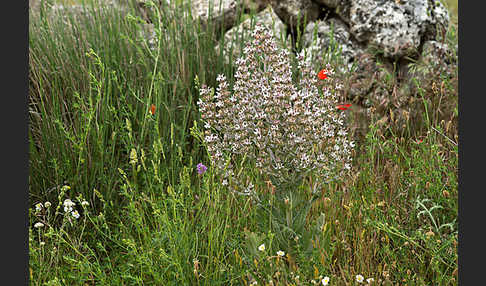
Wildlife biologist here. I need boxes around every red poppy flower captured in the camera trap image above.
[336,104,352,110]
[416,139,423,144]
[318,69,328,80]
[150,104,156,115]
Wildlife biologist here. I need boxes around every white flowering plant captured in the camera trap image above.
[197,23,354,192]
[30,185,91,233]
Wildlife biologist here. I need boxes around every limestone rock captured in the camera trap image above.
[134,0,240,35]
[132,0,169,23]
[349,0,449,58]
[405,0,450,41]
[310,0,354,25]
[216,6,290,63]
[302,18,364,69]
[242,0,271,12]
[270,0,320,31]
[312,0,341,8]
[192,0,240,33]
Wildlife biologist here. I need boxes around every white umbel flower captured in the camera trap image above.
[34,222,44,228]
[63,199,76,213]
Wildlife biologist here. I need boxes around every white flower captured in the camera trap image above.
[81,201,89,207]
[40,241,45,246]
[63,199,76,213]
[35,203,43,212]
[71,210,80,219]
[63,199,75,207]
[321,276,330,285]
[356,274,364,283]
[276,250,285,257]
[44,202,51,208]
[366,278,374,284]
[198,24,353,189]
[34,222,44,228]
[216,74,226,82]
[251,281,258,285]
[243,182,254,195]
[258,244,265,251]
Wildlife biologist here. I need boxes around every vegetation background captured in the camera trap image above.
[29,0,458,285]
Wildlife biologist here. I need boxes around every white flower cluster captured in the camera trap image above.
[63,199,81,219]
[198,23,353,187]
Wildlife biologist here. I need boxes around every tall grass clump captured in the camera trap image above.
[29,0,251,283]
[29,0,239,207]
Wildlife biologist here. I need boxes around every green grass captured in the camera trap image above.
[29,0,458,285]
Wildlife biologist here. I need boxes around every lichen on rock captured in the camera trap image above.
[349,0,449,58]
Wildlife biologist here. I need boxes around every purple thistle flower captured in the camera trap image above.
[196,163,208,175]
